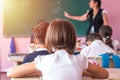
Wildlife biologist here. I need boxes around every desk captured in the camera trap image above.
[11,69,120,80]
[11,77,41,80]
[11,77,108,80]
[8,54,115,68]
[106,68,120,80]
[8,54,27,65]
[88,57,114,68]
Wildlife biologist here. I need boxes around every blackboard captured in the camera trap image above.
[3,0,90,36]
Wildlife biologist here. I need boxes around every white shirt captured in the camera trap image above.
[103,38,120,52]
[112,40,120,51]
[81,40,116,57]
[35,48,47,51]
[35,50,88,80]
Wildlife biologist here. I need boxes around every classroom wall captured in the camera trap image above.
[0,2,30,71]
[0,0,120,71]
[102,0,120,40]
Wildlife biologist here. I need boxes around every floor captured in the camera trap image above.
[0,72,10,80]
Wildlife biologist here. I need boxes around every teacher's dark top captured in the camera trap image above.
[87,8,103,35]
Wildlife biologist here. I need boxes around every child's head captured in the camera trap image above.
[86,33,103,46]
[99,25,112,38]
[30,20,48,44]
[76,39,81,47]
[32,21,49,45]
[99,25,113,48]
[45,19,76,54]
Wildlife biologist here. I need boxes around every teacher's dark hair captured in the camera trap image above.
[94,0,101,8]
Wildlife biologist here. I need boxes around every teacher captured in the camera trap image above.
[64,0,109,35]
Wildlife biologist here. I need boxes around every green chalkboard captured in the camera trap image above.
[3,0,90,36]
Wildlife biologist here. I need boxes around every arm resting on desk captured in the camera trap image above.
[7,61,108,79]
[7,62,41,78]
[83,62,109,79]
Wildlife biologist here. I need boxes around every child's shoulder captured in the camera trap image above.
[74,54,88,61]
[35,53,54,64]
[36,53,54,59]
[81,46,89,52]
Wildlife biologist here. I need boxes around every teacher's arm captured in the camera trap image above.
[64,11,88,21]
[102,13,109,25]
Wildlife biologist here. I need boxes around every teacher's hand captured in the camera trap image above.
[64,11,70,18]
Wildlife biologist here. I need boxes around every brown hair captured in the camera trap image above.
[32,21,49,45]
[86,33,103,42]
[99,25,113,48]
[45,19,76,54]
[30,19,47,43]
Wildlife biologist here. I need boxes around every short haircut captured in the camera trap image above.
[32,21,49,45]
[30,20,47,43]
[45,19,76,54]
[86,33,103,42]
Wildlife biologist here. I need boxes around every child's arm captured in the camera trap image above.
[82,70,92,77]
[24,70,41,77]
[64,11,88,21]
[7,62,41,78]
[84,62,109,79]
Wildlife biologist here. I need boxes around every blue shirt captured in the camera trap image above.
[23,48,49,63]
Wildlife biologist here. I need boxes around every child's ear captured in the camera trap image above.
[34,38,38,44]
[87,41,92,46]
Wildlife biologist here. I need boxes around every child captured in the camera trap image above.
[81,33,116,57]
[23,21,49,63]
[7,19,108,80]
[28,20,47,53]
[29,27,36,53]
[99,25,120,52]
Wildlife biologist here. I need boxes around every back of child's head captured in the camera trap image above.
[45,19,76,54]
[30,20,47,43]
[86,33,103,42]
[99,25,113,48]
[32,20,49,45]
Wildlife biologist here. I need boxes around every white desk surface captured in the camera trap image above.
[8,54,27,65]
[8,54,27,62]
[11,77,109,80]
